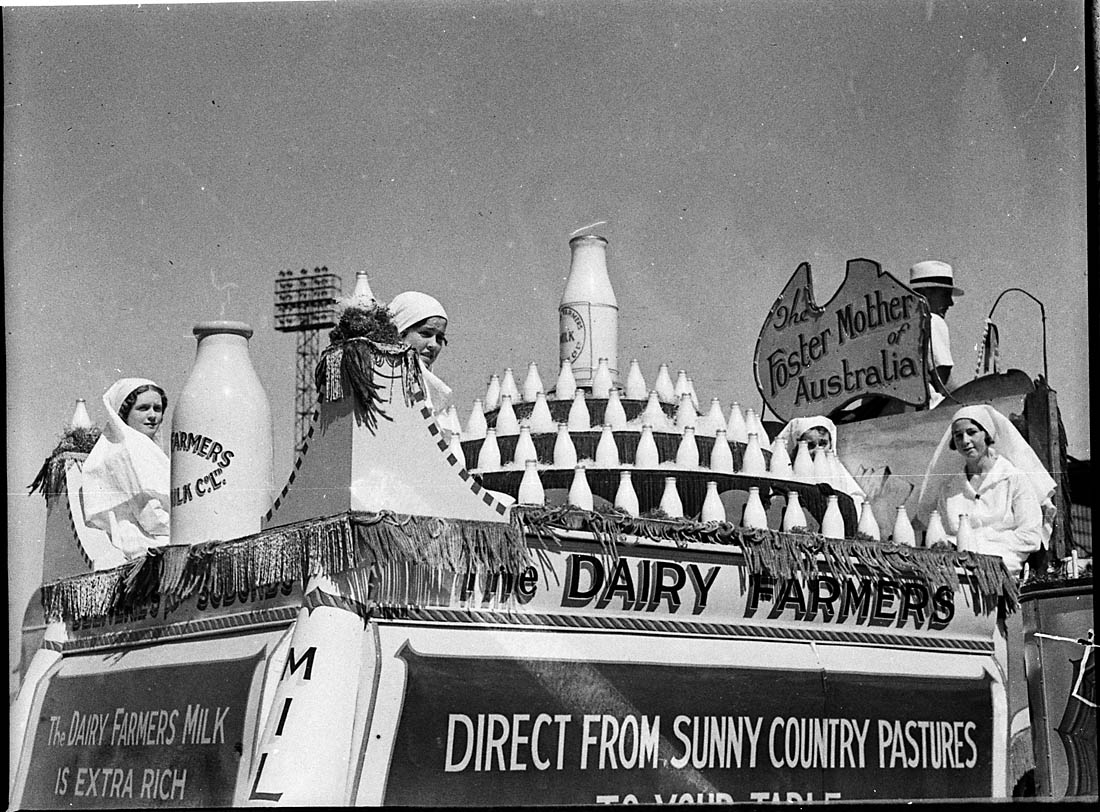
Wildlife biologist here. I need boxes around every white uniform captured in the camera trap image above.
[932,456,1043,577]
[927,313,954,407]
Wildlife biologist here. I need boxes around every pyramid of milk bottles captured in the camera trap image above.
[430,232,889,542]
[441,359,863,539]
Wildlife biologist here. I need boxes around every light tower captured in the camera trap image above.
[274,266,341,457]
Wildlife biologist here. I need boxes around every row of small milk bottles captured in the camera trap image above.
[468,358,764,432]
[460,386,763,439]
[514,462,841,534]
[511,462,966,549]
[439,362,860,497]
[485,358,702,410]
[513,464,860,538]
[451,418,847,488]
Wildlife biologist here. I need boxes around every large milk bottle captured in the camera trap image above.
[170,321,274,544]
[559,234,619,389]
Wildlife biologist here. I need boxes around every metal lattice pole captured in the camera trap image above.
[274,267,341,462]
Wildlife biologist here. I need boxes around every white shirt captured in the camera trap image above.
[934,455,1043,576]
[927,313,954,407]
[930,313,954,369]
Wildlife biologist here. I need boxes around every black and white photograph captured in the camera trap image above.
[5,0,1092,806]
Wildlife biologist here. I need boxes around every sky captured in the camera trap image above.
[4,0,1089,682]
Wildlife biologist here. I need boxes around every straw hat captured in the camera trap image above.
[909,260,964,297]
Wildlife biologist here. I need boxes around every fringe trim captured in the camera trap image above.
[29,427,102,498]
[314,338,416,431]
[41,567,129,622]
[40,506,1017,622]
[41,511,528,623]
[513,506,1018,611]
[29,452,81,502]
[29,449,96,502]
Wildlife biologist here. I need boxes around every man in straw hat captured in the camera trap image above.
[909,259,964,407]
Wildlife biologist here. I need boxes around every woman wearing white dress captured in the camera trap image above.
[81,378,171,560]
[916,404,1056,576]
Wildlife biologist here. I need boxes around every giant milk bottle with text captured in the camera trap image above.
[559,234,618,389]
[170,321,274,545]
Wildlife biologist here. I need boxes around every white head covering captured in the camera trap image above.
[774,414,866,500]
[386,293,453,416]
[103,377,162,419]
[82,378,170,533]
[388,291,449,335]
[775,415,838,456]
[916,404,1057,532]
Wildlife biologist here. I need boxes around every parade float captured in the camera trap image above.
[10,235,1094,807]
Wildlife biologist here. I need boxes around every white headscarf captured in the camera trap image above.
[103,377,161,420]
[387,292,453,415]
[82,378,170,532]
[916,404,1057,533]
[388,291,449,335]
[774,414,866,500]
[775,415,839,457]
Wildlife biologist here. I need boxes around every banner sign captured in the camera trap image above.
[381,647,994,804]
[61,539,995,650]
[445,541,997,644]
[19,654,261,808]
[754,258,930,422]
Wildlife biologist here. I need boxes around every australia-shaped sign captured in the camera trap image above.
[754,258,930,422]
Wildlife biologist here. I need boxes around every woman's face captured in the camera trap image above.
[951,418,990,463]
[402,316,448,368]
[125,390,165,438]
[799,426,832,458]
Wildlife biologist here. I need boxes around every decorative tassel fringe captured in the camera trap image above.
[42,568,127,622]
[29,428,102,500]
[41,504,1017,623]
[395,347,424,409]
[156,544,197,597]
[341,340,389,431]
[513,505,1017,611]
[513,505,625,560]
[29,453,77,502]
[41,511,529,623]
[29,448,98,502]
[319,347,345,402]
[315,338,412,432]
[352,512,531,575]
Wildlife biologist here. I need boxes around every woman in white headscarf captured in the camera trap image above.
[81,378,171,560]
[916,404,1056,576]
[774,415,866,500]
[387,291,458,426]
